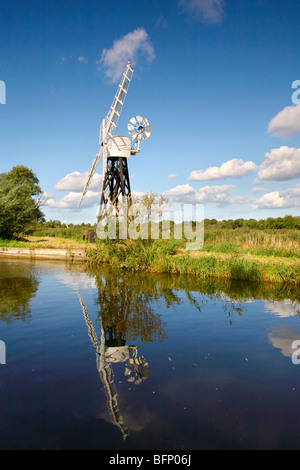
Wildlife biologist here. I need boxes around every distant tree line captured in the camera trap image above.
[36,215,300,231]
[36,220,94,229]
[203,215,300,230]
[0,165,299,240]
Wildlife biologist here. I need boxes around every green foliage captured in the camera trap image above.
[0,166,44,239]
[4,165,42,196]
[217,215,300,230]
[86,238,299,285]
[201,226,299,258]
[26,220,94,241]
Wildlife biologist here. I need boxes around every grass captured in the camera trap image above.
[26,226,88,242]
[23,225,300,258]
[200,227,300,258]
[0,234,88,249]
[86,235,300,285]
[0,238,30,248]
[1,226,299,285]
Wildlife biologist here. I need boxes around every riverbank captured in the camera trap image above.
[1,232,299,285]
[0,246,87,262]
[86,239,300,285]
[0,235,88,262]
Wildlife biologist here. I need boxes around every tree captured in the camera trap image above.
[283,215,296,229]
[5,165,41,196]
[0,166,44,239]
[131,192,167,224]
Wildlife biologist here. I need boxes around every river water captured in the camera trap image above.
[0,258,300,450]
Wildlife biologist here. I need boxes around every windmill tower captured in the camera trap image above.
[78,62,151,219]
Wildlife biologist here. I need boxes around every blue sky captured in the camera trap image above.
[1,0,300,223]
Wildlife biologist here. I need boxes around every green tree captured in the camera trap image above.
[0,166,44,239]
[283,215,296,229]
[5,165,42,196]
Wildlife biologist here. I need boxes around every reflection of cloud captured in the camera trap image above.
[55,272,97,291]
[268,325,300,358]
[264,300,300,318]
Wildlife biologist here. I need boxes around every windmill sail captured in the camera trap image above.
[78,147,103,208]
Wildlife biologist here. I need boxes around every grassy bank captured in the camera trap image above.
[0,235,88,249]
[1,226,299,284]
[86,235,300,285]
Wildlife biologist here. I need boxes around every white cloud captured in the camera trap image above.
[47,190,100,211]
[55,171,102,192]
[132,190,145,198]
[78,56,88,64]
[179,0,225,24]
[42,192,57,207]
[252,187,267,193]
[163,183,234,205]
[255,146,300,183]
[189,158,257,182]
[163,184,196,203]
[268,103,300,138]
[168,173,177,181]
[251,185,300,210]
[99,28,155,83]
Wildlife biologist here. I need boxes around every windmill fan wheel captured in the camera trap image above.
[128,116,151,142]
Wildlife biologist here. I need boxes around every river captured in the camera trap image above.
[0,258,299,450]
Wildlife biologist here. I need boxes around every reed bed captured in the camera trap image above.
[87,235,300,286]
[202,228,300,258]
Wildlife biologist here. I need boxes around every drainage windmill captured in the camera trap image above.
[78,62,151,219]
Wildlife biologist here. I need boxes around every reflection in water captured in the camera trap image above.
[0,261,39,323]
[93,270,168,344]
[268,325,300,358]
[265,300,300,318]
[77,280,153,440]
[78,291,131,439]
[1,260,300,447]
[78,268,300,441]
[87,267,300,324]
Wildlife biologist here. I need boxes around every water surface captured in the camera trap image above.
[0,259,300,450]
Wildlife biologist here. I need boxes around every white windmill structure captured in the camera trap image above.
[78,62,151,219]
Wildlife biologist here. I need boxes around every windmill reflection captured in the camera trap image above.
[78,291,129,439]
[75,268,300,439]
[77,286,154,440]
